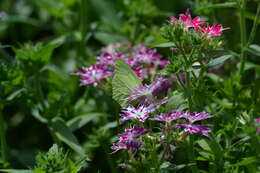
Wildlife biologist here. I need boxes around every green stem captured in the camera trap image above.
[0,105,8,166]
[247,2,260,46]
[187,136,199,173]
[79,0,89,59]
[176,74,185,88]
[239,0,247,74]
[177,44,194,111]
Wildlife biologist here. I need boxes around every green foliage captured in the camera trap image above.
[49,118,87,158]
[12,43,57,64]
[32,144,84,173]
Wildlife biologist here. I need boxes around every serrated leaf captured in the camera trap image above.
[13,43,58,63]
[206,55,233,68]
[49,118,86,158]
[112,59,142,107]
[67,113,106,131]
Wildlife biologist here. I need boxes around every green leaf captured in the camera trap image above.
[34,0,69,18]
[6,88,25,101]
[241,69,256,85]
[151,42,175,48]
[50,32,83,45]
[112,59,142,107]
[197,2,238,10]
[31,108,48,124]
[13,43,58,63]
[67,113,106,131]
[0,169,32,173]
[165,90,185,111]
[206,55,233,68]
[246,44,260,56]
[94,32,126,45]
[174,163,196,170]
[99,121,117,132]
[49,118,87,158]
[230,157,257,167]
[90,0,122,28]
[197,139,211,152]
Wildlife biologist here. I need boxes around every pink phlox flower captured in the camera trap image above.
[97,52,124,67]
[200,24,229,39]
[120,105,152,123]
[134,48,162,64]
[146,97,168,112]
[111,127,150,152]
[131,44,148,54]
[179,8,192,23]
[151,110,183,122]
[111,142,127,152]
[131,66,145,79]
[102,42,131,54]
[185,16,207,29]
[256,117,260,135]
[182,111,214,123]
[127,76,169,102]
[75,65,112,86]
[152,77,174,95]
[124,57,137,66]
[169,8,205,28]
[159,60,170,68]
[176,123,212,136]
[0,12,6,19]
[168,9,229,38]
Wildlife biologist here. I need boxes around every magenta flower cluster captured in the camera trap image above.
[112,75,214,152]
[75,43,169,86]
[169,8,229,39]
[256,117,260,135]
[111,126,150,152]
[152,111,214,136]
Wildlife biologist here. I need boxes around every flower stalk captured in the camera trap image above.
[239,0,247,74]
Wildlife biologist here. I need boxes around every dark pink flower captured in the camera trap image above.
[182,111,214,123]
[200,24,229,39]
[127,76,171,104]
[255,117,260,123]
[120,105,152,122]
[0,12,6,19]
[111,127,150,152]
[169,8,206,29]
[101,42,131,54]
[133,48,162,65]
[97,52,124,67]
[75,65,112,86]
[168,8,228,39]
[151,110,183,122]
[176,123,212,136]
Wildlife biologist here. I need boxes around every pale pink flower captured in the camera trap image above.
[75,65,112,86]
